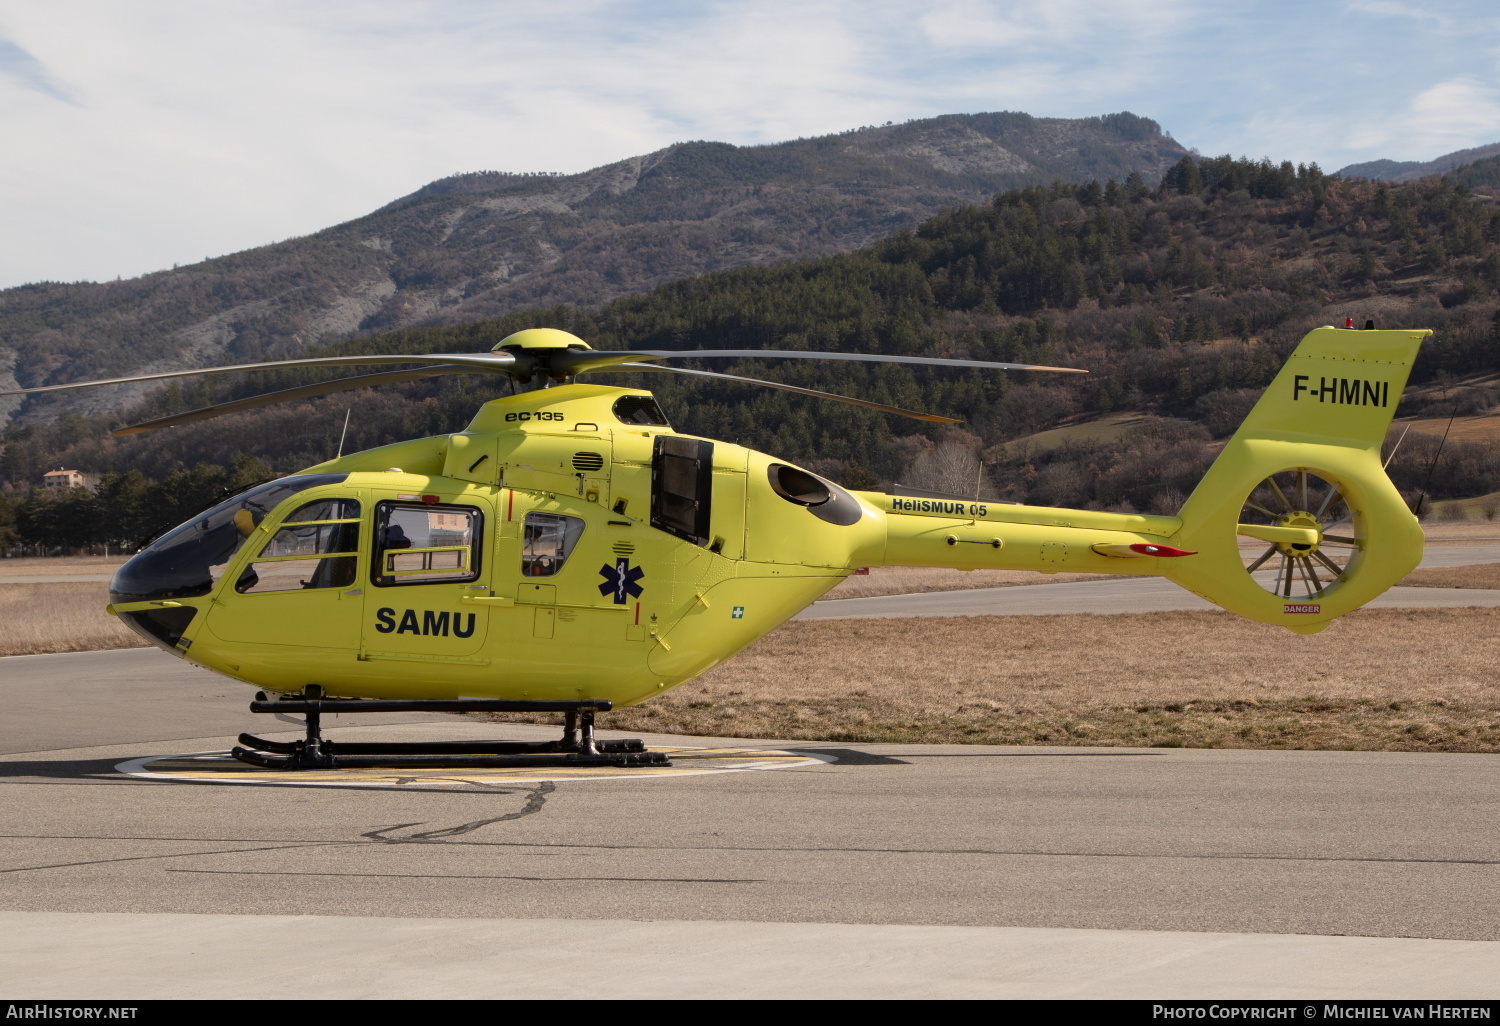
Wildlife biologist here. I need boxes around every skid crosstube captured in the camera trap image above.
[231,691,667,770]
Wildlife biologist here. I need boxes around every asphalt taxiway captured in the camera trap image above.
[800,539,1500,619]
[2,648,1498,998]
[799,578,1500,619]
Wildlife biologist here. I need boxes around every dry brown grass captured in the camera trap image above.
[0,584,146,656]
[0,556,126,577]
[486,608,1500,753]
[1394,414,1500,446]
[1418,522,1500,542]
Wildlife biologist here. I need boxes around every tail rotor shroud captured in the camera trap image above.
[1162,327,1430,634]
[1238,469,1360,601]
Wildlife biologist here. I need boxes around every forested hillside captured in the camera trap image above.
[6,153,1500,552]
[0,110,1185,428]
[1451,155,1500,191]
[1338,140,1500,183]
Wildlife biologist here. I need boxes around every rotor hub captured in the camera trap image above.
[491,329,594,384]
[1277,510,1321,555]
[490,328,591,353]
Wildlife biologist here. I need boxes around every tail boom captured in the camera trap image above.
[855,327,1429,635]
[869,497,1188,575]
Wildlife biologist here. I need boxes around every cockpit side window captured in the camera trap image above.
[236,497,361,594]
[613,395,670,426]
[521,512,584,577]
[109,473,349,604]
[372,502,483,587]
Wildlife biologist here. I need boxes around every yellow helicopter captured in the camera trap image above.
[2,324,1429,769]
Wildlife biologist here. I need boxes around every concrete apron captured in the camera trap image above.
[4,911,1498,999]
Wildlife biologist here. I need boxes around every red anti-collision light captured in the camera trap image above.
[422,494,440,505]
[1130,543,1197,557]
[1344,317,1355,328]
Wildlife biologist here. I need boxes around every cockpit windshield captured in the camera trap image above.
[110,474,350,603]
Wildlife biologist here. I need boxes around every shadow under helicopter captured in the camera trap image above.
[0,747,1165,788]
[0,755,561,796]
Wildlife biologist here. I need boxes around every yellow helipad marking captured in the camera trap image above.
[115,746,830,789]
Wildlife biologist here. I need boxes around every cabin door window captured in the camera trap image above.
[363,500,490,657]
[371,502,483,587]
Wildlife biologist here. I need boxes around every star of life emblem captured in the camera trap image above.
[598,558,645,605]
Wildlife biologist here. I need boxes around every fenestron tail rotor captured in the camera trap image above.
[0,326,1088,435]
[1237,469,1359,600]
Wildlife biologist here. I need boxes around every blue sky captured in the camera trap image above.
[2,0,1498,289]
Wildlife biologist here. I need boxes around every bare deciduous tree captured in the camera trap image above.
[900,429,995,497]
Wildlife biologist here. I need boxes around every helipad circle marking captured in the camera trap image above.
[115,746,833,789]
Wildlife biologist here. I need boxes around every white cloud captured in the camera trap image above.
[1345,0,1452,28]
[1337,77,1500,160]
[919,0,1195,52]
[920,0,1090,50]
[1404,77,1500,147]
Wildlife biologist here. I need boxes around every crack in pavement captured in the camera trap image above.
[362,781,555,842]
[2,836,1496,870]
[165,869,762,883]
[0,782,557,875]
[0,841,341,876]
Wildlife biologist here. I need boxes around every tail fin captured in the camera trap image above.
[1165,327,1430,634]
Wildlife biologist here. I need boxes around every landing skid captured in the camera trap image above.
[230,689,669,770]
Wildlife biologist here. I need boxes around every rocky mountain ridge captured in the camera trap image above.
[1,111,1187,425]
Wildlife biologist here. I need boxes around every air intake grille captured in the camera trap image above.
[612,542,635,557]
[572,452,605,472]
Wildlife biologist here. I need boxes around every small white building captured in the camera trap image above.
[42,469,88,491]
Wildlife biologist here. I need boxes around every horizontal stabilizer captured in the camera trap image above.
[1091,543,1197,558]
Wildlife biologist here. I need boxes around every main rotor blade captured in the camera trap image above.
[555,348,1088,376]
[112,365,488,436]
[606,362,962,423]
[1,352,520,398]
